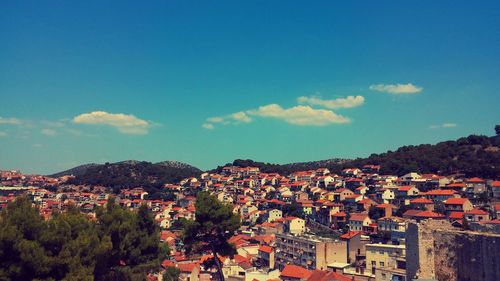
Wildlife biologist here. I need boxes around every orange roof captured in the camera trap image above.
[448,211,464,220]
[307,270,351,281]
[280,265,312,279]
[350,213,369,221]
[177,262,199,273]
[332,211,347,217]
[398,185,414,191]
[491,181,500,188]
[447,183,465,188]
[410,197,433,204]
[467,177,485,183]
[340,231,361,240]
[376,203,397,209]
[425,189,457,196]
[465,209,488,215]
[444,197,469,205]
[258,245,273,254]
[414,211,445,218]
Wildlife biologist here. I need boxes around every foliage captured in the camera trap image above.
[163,266,180,281]
[0,196,168,281]
[67,161,201,189]
[368,205,384,220]
[282,202,305,219]
[221,133,499,178]
[181,192,241,281]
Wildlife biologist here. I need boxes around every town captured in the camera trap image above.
[1,163,499,281]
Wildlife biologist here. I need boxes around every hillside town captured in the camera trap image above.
[1,165,499,281]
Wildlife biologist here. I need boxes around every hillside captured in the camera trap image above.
[64,160,202,188]
[225,134,500,178]
[49,163,100,178]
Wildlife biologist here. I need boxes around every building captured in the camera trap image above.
[258,245,275,269]
[366,243,406,276]
[275,233,340,270]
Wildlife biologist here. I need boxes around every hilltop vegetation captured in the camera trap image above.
[58,128,500,188]
[67,161,201,189]
[225,133,500,178]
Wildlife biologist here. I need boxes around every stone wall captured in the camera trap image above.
[406,220,500,281]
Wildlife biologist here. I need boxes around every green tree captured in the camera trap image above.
[181,192,241,281]
[95,199,168,281]
[163,266,180,281]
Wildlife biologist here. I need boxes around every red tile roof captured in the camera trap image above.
[465,209,488,215]
[410,197,433,204]
[280,265,312,279]
[444,197,469,205]
[340,231,361,240]
[448,212,464,220]
[425,189,457,196]
[307,270,351,281]
[467,177,485,183]
[259,245,273,254]
[414,211,445,219]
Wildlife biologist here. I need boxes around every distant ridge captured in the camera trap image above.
[49,163,100,178]
[50,132,500,184]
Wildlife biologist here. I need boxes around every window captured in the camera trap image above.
[380,261,385,267]
[381,273,387,280]
[371,261,376,267]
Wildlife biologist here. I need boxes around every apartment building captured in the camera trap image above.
[275,233,340,270]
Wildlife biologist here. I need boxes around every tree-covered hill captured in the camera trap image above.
[224,133,500,178]
[66,161,202,188]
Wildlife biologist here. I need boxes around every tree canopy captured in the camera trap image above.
[181,192,241,281]
[0,196,168,281]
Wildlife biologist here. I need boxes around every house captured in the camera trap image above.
[395,186,419,200]
[410,197,435,211]
[464,209,490,222]
[258,245,275,269]
[283,216,306,235]
[349,213,372,232]
[377,217,407,243]
[375,203,397,217]
[491,181,500,199]
[465,177,487,196]
[412,211,446,222]
[366,243,406,276]
[177,262,200,281]
[339,231,365,263]
[424,189,458,202]
[443,197,473,214]
[267,209,283,223]
[333,188,355,202]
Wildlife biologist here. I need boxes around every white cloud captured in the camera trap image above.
[206,117,225,123]
[297,95,365,109]
[0,131,7,137]
[247,104,350,126]
[429,123,457,129]
[369,83,423,94]
[73,111,151,135]
[202,123,214,130]
[0,117,23,125]
[230,111,252,123]
[41,128,57,136]
[203,111,253,129]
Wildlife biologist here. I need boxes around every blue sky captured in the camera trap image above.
[1,1,499,174]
